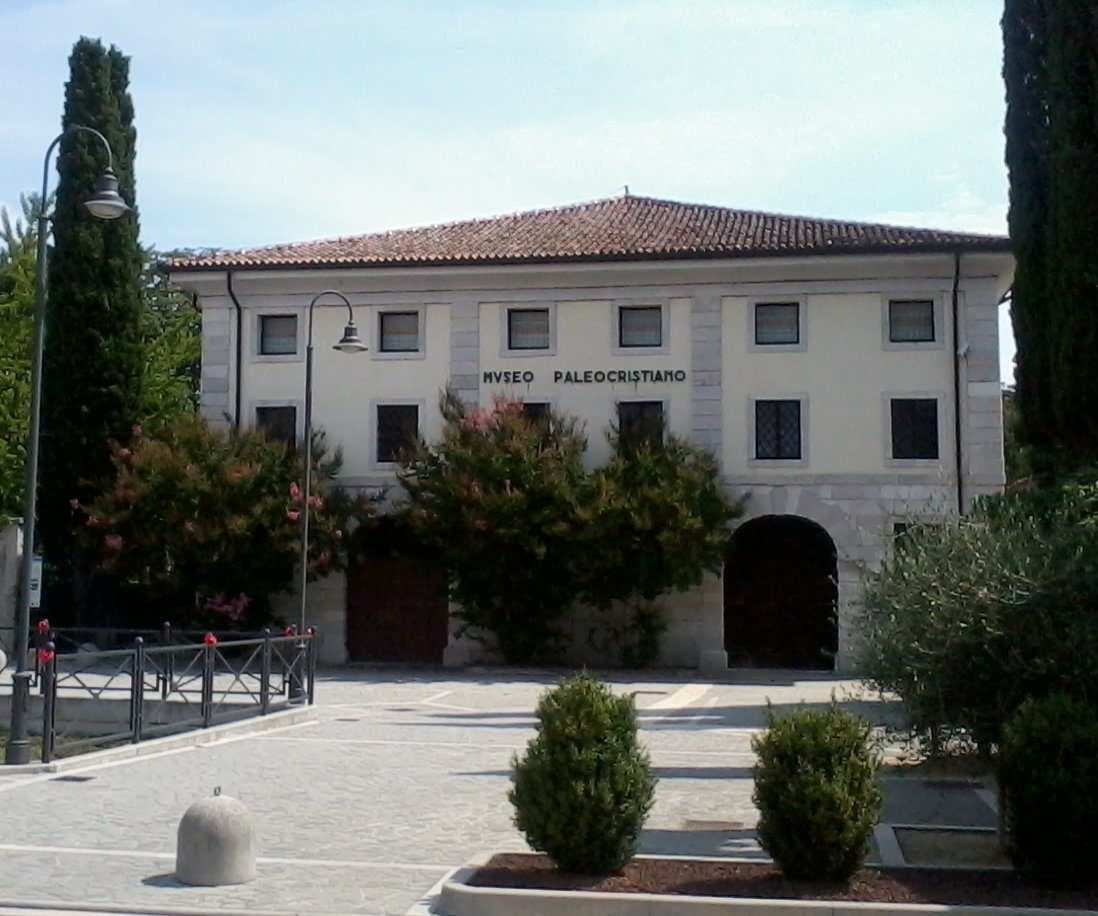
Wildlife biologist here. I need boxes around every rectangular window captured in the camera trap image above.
[889,299,935,343]
[255,405,297,448]
[259,315,298,355]
[617,401,664,445]
[379,311,419,352]
[755,400,802,459]
[507,308,550,350]
[376,404,419,463]
[521,402,550,426]
[891,398,939,459]
[754,302,800,345]
[618,306,663,348]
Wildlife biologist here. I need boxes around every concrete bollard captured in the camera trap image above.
[175,789,257,886]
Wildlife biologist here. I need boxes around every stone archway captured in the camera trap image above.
[723,514,838,670]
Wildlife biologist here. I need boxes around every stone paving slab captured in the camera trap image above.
[0,670,951,915]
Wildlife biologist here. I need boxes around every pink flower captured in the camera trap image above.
[334,529,343,540]
[68,498,79,510]
[118,447,132,459]
[286,509,300,522]
[308,495,323,508]
[289,481,301,501]
[184,521,195,533]
[131,424,142,438]
[104,534,123,551]
[85,515,99,528]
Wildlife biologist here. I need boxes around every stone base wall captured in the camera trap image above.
[270,570,348,666]
[322,477,970,674]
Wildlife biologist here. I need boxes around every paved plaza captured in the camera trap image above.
[0,668,922,915]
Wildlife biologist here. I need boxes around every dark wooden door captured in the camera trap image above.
[724,515,838,670]
[346,555,450,663]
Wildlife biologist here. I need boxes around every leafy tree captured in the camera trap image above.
[1003,0,1098,471]
[1044,0,1098,467]
[583,431,741,666]
[858,478,1098,751]
[400,391,739,665]
[39,38,144,593]
[1003,0,1053,468]
[138,247,200,430]
[75,414,370,627]
[0,198,39,520]
[399,392,592,663]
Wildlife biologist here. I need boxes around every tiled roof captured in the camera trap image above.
[166,195,1011,271]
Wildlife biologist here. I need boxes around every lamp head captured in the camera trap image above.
[83,169,130,220]
[334,323,368,353]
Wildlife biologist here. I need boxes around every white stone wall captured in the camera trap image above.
[270,570,348,666]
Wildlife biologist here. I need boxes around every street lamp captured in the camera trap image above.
[5,126,130,766]
[299,291,367,642]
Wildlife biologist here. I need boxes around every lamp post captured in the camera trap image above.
[299,291,367,642]
[5,126,130,766]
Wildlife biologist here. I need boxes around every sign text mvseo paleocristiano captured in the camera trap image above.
[483,369,688,385]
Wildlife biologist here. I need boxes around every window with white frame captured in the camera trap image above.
[507,308,550,350]
[888,299,935,343]
[890,398,939,459]
[255,405,297,449]
[618,306,663,348]
[754,302,800,345]
[379,311,420,352]
[754,399,802,459]
[258,315,298,355]
[376,404,419,463]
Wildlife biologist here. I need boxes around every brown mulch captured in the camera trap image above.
[471,854,1098,910]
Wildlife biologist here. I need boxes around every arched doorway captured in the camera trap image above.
[723,515,838,670]
[345,517,450,664]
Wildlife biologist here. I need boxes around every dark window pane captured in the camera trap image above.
[617,401,664,445]
[889,300,935,342]
[891,398,939,459]
[508,309,550,350]
[380,312,419,352]
[755,400,801,459]
[255,406,297,448]
[755,302,800,345]
[521,402,550,427]
[259,315,297,355]
[377,404,419,462]
[619,306,662,347]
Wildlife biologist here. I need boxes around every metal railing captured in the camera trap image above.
[34,629,315,763]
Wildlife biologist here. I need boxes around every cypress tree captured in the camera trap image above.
[1045,0,1098,467]
[1002,0,1053,469]
[39,38,143,609]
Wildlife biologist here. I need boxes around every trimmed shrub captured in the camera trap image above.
[509,673,656,874]
[752,704,882,882]
[999,694,1098,888]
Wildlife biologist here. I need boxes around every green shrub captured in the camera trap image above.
[509,673,656,874]
[858,476,1098,751]
[999,694,1098,888]
[752,704,882,882]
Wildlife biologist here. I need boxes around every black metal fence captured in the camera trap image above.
[33,629,316,763]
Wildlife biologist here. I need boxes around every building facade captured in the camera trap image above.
[168,195,1014,672]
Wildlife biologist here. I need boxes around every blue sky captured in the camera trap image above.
[0,0,1014,379]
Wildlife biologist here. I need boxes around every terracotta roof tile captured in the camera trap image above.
[166,195,1011,271]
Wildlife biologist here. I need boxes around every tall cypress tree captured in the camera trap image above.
[1045,0,1098,467]
[39,39,143,607]
[1002,0,1053,469]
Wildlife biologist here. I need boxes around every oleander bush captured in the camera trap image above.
[509,673,656,874]
[752,703,882,882]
